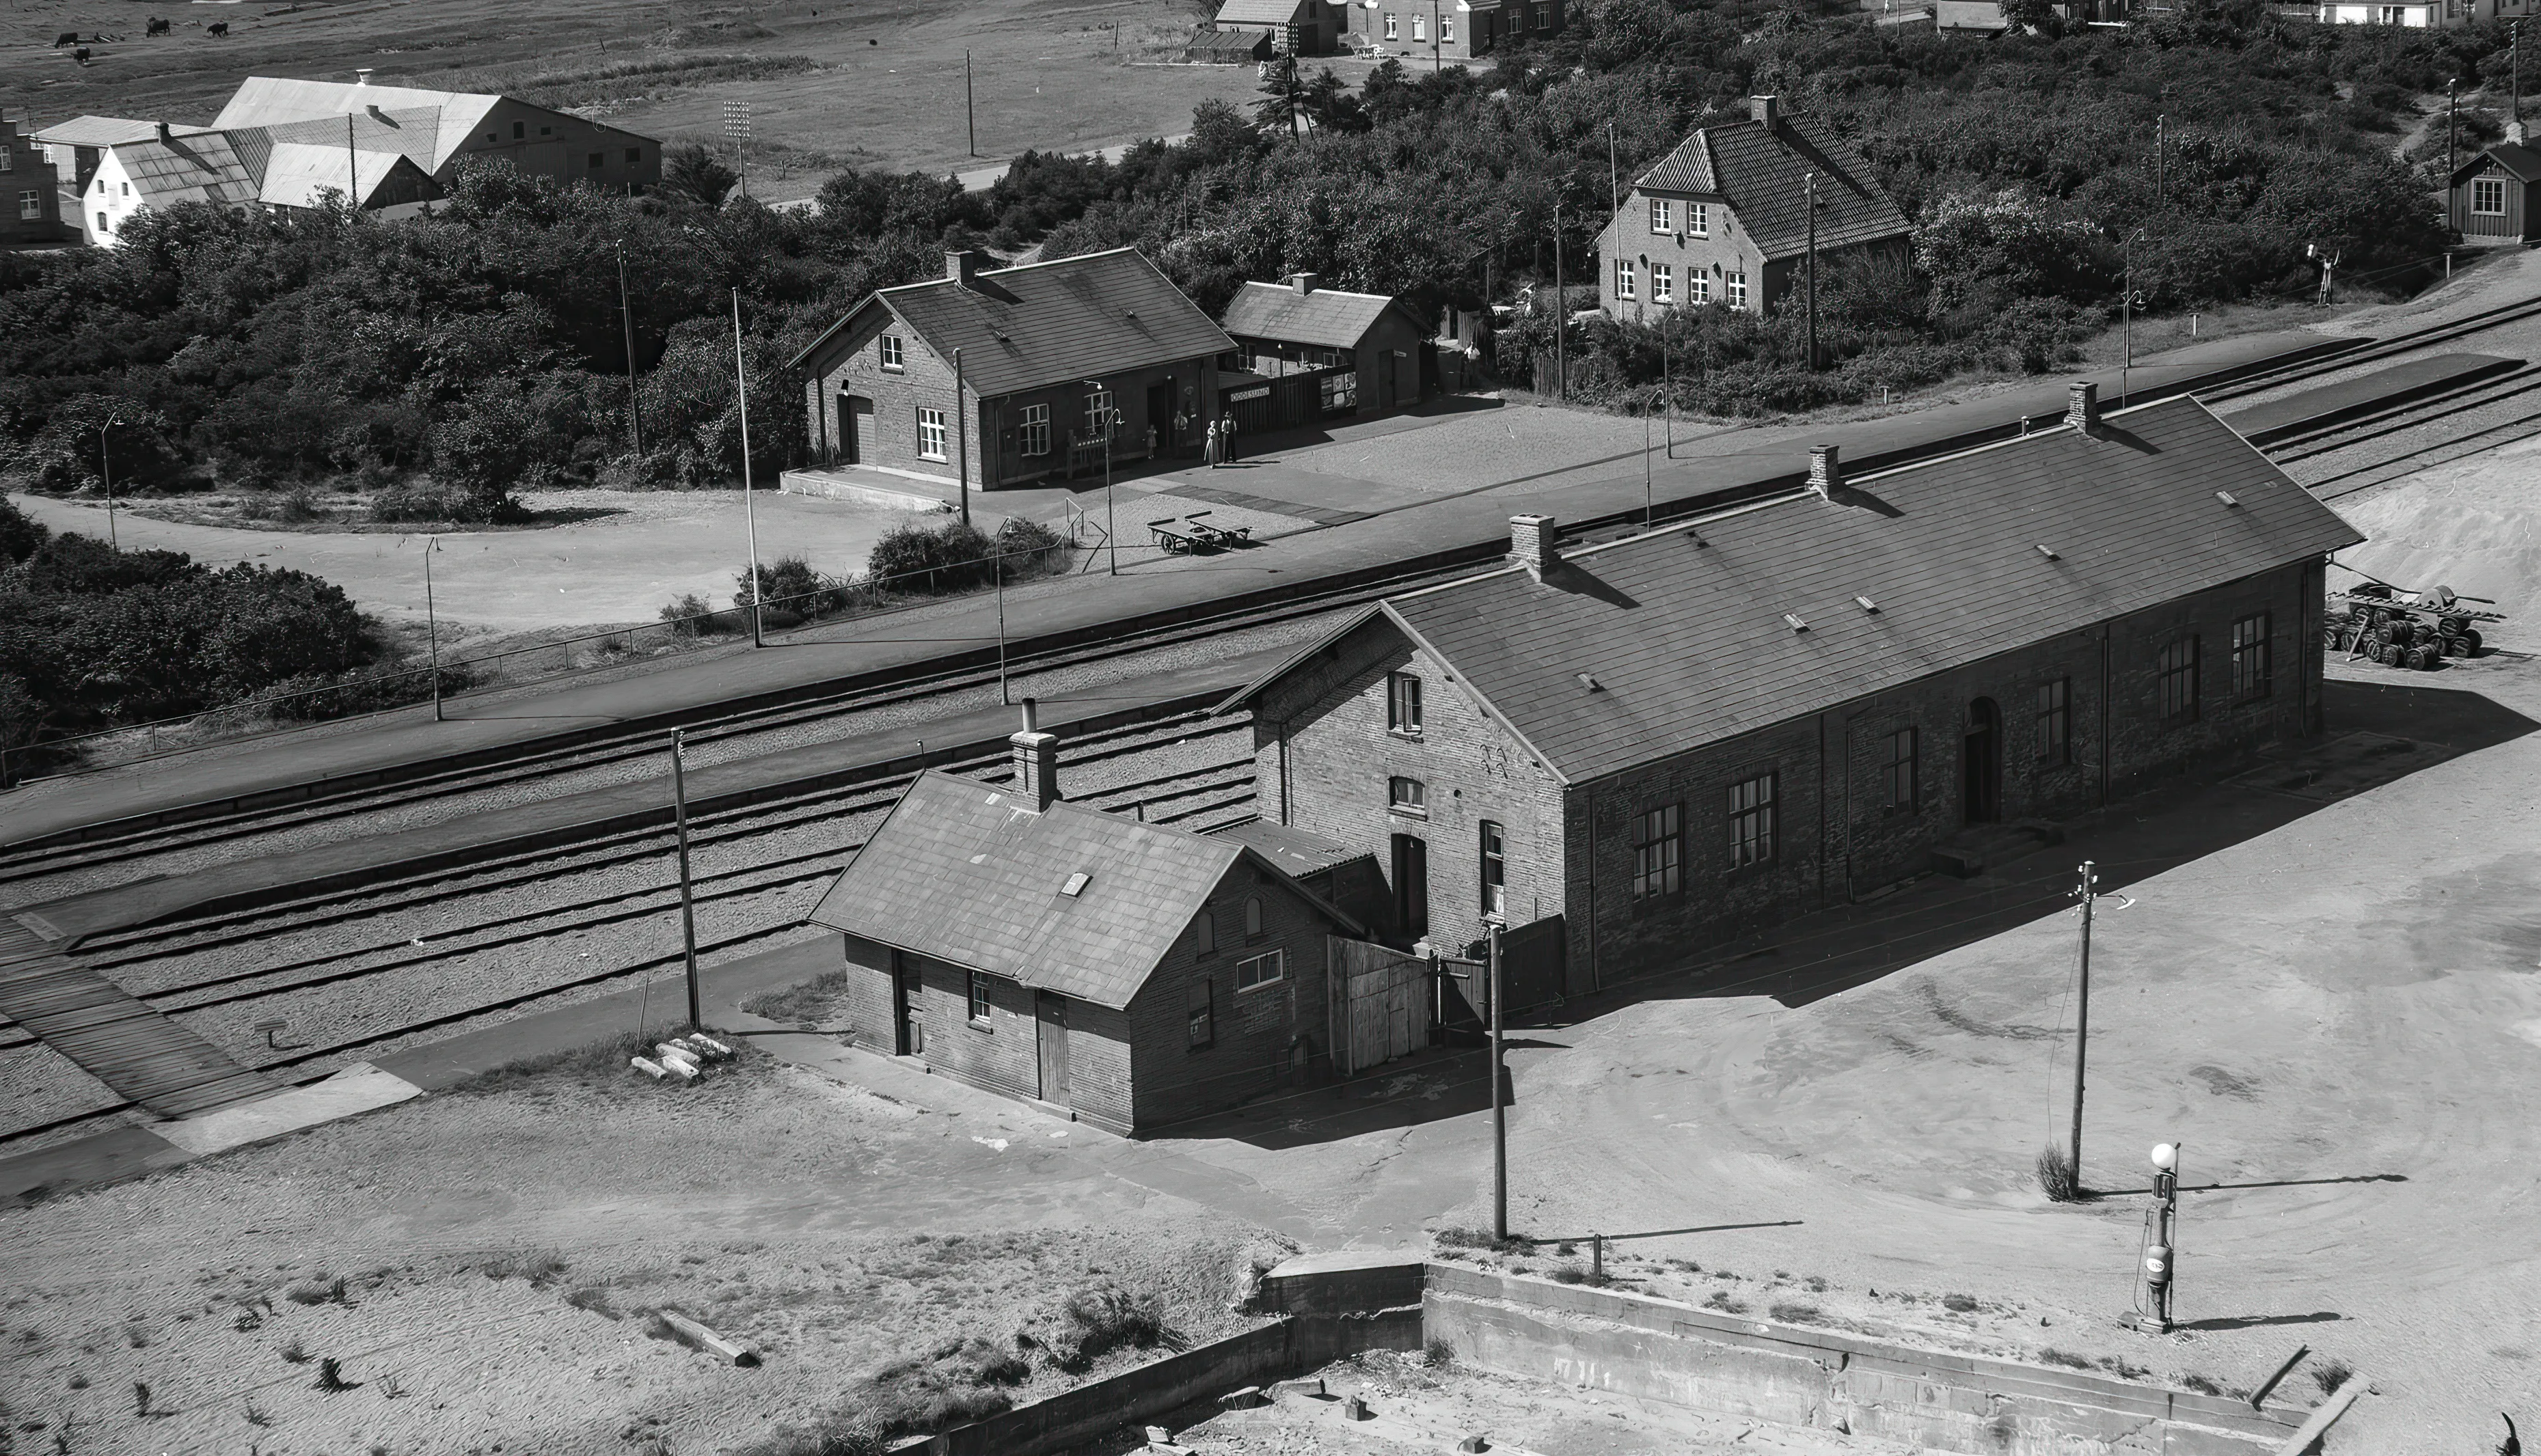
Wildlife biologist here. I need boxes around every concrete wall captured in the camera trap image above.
[1422,1263,2305,1456]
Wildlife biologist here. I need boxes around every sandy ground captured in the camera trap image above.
[0,1054,1283,1456]
[7,488,934,632]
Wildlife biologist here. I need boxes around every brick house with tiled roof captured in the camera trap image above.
[1224,386,2362,993]
[1596,96,1912,322]
[1212,0,1347,55]
[2,109,74,249]
[791,247,1235,489]
[804,729,1368,1132]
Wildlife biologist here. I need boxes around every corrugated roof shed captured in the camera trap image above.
[113,132,260,210]
[1236,397,2362,784]
[1634,115,1911,262]
[800,248,1234,397]
[806,771,1353,1008]
[1221,281,1406,350]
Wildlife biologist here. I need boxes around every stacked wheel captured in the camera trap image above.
[2387,617,2417,648]
[2407,644,2438,670]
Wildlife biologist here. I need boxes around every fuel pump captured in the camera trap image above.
[2125,1142,2180,1332]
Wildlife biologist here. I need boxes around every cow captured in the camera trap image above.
[206,20,228,36]
[54,30,79,45]
[146,17,170,35]
[72,46,92,64]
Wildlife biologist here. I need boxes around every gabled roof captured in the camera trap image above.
[256,105,450,176]
[1221,281,1413,350]
[255,142,431,209]
[1215,0,1312,20]
[792,248,1236,397]
[31,115,215,149]
[2452,142,2541,186]
[1228,397,2362,785]
[213,78,504,173]
[1206,818,1372,877]
[110,132,260,210]
[1632,115,1912,262]
[806,771,1359,1008]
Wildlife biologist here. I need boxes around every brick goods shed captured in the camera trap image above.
[791,248,1234,490]
[1223,385,2364,992]
[804,729,1369,1133]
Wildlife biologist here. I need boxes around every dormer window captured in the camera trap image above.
[879,333,904,370]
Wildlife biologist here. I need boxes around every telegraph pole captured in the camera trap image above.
[1488,913,1509,1242]
[2153,113,2164,202]
[423,536,444,722]
[2448,77,2459,184]
[966,51,977,156]
[731,290,764,648]
[1804,171,1820,371]
[2516,21,2526,140]
[1551,199,1566,400]
[1607,122,1618,215]
[953,346,970,528]
[616,241,642,455]
[671,730,702,1030]
[2068,860,2098,1188]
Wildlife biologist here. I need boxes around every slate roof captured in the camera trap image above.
[792,248,1236,398]
[112,132,260,210]
[2454,142,2541,186]
[1214,0,1311,20]
[32,115,214,149]
[806,771,1357,1008]
[1227,396,2363,785]
[1633,115,1912,262]
[1206,819,1372,877]
[1221,281,1411,350]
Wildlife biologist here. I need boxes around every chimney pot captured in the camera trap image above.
[947,249,981,286]
[2065,381,2100,434]
[1290,271,1320,295]
[355,67,373,85]
[1807,444,1840,497]
[1019,696,1037,733]
[1509,513,1558,581]
[1750,94,1780,130]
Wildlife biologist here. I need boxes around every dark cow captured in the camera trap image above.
[54,30,79,45]
[206,20,228,36]
[146,16,171,35]
[72,46,92,64]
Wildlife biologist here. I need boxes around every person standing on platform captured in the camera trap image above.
[1205,418,1221,468]
[1173,409,1190,457]
[1223,414,1239,463]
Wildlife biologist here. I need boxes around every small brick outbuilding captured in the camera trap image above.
[804,730,1369,1134]
[1223,385,2364,991]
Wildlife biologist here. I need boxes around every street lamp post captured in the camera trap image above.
[99,417,121,551]
[1486,911,1508,1242]
[1085,380,1116,575]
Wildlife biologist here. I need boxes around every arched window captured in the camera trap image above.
[1196,909,1215,954]
[1244,896,1264,939]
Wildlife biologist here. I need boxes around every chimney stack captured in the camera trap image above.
[2065,381,2100,434]
[1509,513,1558,581]
[1289,271,1320,295]
[355,67,373,86]
[154,121,172,144]
[1807,444,1840,497]
[1011,697,1059,812]
[947,249,982,287]
[1750,95,1780,131]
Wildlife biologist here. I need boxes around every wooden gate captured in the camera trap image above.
[1499,913,1567,1014]
[1327,936,1431,1077]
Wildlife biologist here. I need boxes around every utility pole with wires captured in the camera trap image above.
[966,51,977,157]
[616,241,642,456]
[2153,113,2164,202]
[1661,327,1674,458]
[1487,912,1509,1242]
[2067,860,2099,1189]
[2516,20,2527,141]
[1804,171,1820,371]
[2448,77,2460,185]
[1607,122,1619,216]
[1552,198,1567,400]
[671,729,703,1030]
[731,290,764,648]
[422,536,444,722]
[722,99,752,200]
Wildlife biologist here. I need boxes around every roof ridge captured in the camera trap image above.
[1240,280,1396,302]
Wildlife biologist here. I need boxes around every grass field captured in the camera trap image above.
[2,0,1258,194]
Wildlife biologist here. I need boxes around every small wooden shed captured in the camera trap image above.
[2449,141,2541,243]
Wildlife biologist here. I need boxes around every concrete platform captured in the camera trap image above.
[22,644,1295,944]
[0,328,2348,852]
[2222,352,2523,443]
[777,465,965,514]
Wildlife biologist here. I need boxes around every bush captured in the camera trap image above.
[371,477,525,525]
[867,517,996,594]
[660,592,742,637]
[1941,1292,1979,1313]
[737,554,834,614]
[2037,1144,2080,1203]
[0,496,46,565]
[1018,1281,1163,1372]
[2312,1358,2353,1395]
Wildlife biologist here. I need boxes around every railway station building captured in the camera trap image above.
[1221,386,2364,995]
[791,247,1234,490]
[804,740,1371,1134]
[1216,273,1435,434]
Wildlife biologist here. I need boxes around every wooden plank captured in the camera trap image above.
[658,1310,759,1366]
[0,951,280,1118]
[2270,1382,2363,1456]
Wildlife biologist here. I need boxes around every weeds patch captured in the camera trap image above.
[741,971,858,1028]
[480,1248,569,1288]
[2037,1347,2095,1370]
[2313,1358,2354,1395]
[2037,1144,2081,1203]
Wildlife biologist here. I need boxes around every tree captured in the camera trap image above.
[662,143,741,209]
[1255,56,1305,137]
[0,496,45,566]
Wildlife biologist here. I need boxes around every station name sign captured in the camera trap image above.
[1227,385,1270,402]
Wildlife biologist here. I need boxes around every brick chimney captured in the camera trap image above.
[1288,271,1320,295]
[947,249,983,287]
[1750,95,1780,131]
[2066,381,2100,434]
[1510,513,1558,581]
[1011,698,1059,812]
[154,121,172,143]
[355,67,373,85]
[1807,444,1840,497]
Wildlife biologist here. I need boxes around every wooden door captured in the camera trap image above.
[893,952,923,1056]
[1035,992,1071,1106]
[1376,349,1397,409]
[845,395,873,465]
[1389,833,1428,940]
[1327,937,1432,1077]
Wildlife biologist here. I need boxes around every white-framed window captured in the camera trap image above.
[1387,671,1422,736]
[1388,775,1427,815]
[1412,12,1426,40]
[1649,197,1672,233]
[1688,202,1709,237]
[18,191,40,222]
[1083,388,1113,439]
[916,407,947,461]
[2473,176,2508,215]
[1688,273,1709,305]
[1534,2,1550,27]
[1385,11,1398,37]
[1615,257,1636,299]
[0,147,12,174]
[879,333,904,370]
[1442,16,1454,40]
[968,971,991,1025]
[1018,402,1050,456]
[1726,271,1748,311]
[1510,2,1526,27]
[1236,948,1285,992]
[1652,263,1672,303]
